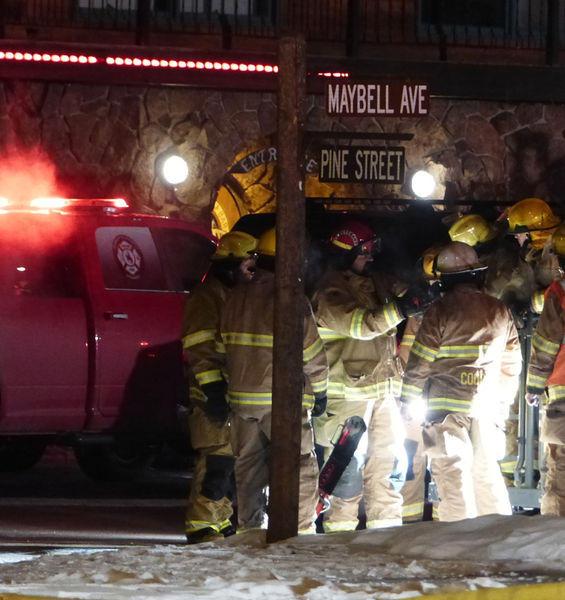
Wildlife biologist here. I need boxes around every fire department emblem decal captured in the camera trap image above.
[113,235,143,279]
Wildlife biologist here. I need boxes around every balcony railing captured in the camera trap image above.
[1,1,562,54]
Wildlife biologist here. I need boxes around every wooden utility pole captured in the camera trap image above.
[267,34,307,544]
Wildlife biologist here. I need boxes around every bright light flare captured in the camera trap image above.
[162,155,189,185]
[0,197,9,208]
[30,197,67,209]
[407,397,427,422]
[411,170,436,199]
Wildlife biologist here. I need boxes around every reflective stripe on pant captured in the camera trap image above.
[315,395,405,532]
[230,409,318,532]
[423,414,511,522]
[401,418,428,523]
[541,442,565,516]
[185,403,234,533]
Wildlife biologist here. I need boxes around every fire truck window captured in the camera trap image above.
[0,250,80,298]
[151,228,215,292]
[96,227,167,291]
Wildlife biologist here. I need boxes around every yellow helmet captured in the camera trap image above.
[256,227,276,257]
[448,214,497,247]
[213,231,257,260]
[506,197,561,233]
[551,223,565,257]
[421,244,444,279]
[436,242,486,275]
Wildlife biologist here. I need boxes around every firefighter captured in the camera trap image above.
[219,227,328,533]
[502,197,562,314]
[312,220,431,532]
[400,241,522,521]
[447,213,524,482]
[182,230,258,543]
[398,244,443,523]
[525,223,565,516]
[496,198,562,487]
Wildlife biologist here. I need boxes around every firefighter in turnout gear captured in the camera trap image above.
[312,220,431,532]
[398,244,444,523]
[503,197,562,314]
[496,198,562,487]
[400,241,522,522]
[219,227,328,533]
[526,223,565,516]
[182,230,258,543]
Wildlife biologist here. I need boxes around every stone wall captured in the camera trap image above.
[1,79,565,230]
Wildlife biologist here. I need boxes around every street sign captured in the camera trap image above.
[319,145,405,183]
[326,81,429,116]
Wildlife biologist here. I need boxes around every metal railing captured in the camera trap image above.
[2,0,562,53]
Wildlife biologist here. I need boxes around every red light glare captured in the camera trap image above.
[31,197,67,209]
[0,198,9,208]
[317,71,350,78]
[1,48,276,75]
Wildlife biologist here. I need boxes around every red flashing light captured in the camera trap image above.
[103,55,277,74]
[317,72,350,78]
[29,197,129,210]
[0,51,98,64]
[0,48,278,75]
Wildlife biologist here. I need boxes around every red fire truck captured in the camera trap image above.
[0,196,215,480]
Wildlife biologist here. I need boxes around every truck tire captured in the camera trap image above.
[74,440,154,482]
[0,439,46,472]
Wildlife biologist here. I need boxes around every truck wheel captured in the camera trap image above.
[0,439,46,472]
[74,440,154,482]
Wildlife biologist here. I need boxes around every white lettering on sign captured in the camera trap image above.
[320,148,350,181]
[400,84,428,115]
[319,146,405,184]
[326,82,429,117]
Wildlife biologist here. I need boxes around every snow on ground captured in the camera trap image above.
[0,514,564,599]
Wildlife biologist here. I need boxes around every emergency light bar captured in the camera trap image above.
[0,50,278,74]
[29,197,129,210]
[0,49,350,78]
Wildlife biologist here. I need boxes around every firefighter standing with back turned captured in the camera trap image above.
[219,227,329,533]
[398,244,444,523]
[526,223,565,516]
[182,230,258,543]
[400,241,522,521]
[312,220,431,532]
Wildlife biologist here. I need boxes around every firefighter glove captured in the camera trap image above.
[396,283,439,318]
[201,381,229,424]
[312,393,328,418]
[525,392,540,407]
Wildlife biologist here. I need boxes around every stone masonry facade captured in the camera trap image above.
[1,79,565,229]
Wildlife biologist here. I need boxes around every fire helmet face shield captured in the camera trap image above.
[449,214,497,247]
[436,241,487,276]
[420,244,444,280]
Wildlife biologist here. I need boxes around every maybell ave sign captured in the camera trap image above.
[326,82,429,117]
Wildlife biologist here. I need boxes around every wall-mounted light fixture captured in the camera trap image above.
[161,155,189,185]
[410,170,436,199]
